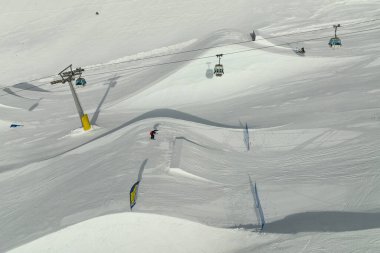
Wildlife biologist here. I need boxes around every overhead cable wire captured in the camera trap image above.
[1,22,380,98]
[3,17,380,88]
[84,17,380,70]
[84,26,380,77]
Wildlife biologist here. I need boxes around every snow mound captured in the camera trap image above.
[8,212,260,253]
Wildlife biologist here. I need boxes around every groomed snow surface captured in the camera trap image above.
[1,0,380,252]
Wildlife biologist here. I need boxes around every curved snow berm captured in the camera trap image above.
[7,213,380,253]
[7,212,263,253]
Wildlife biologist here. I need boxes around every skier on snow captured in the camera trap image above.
[297,47,305,54]
[150,130,158,139]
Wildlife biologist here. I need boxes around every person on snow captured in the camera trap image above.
[150,130,158,139]
[299,47,305,54]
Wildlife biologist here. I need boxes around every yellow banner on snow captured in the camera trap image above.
[130,181,140,210]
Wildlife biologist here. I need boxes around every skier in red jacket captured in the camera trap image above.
[150,130,158,140]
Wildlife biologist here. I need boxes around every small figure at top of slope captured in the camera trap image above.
[293,46,305,56]
[150,130,158,140]
[295,47,305,54]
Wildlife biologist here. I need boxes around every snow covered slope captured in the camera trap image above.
[1,0,380,252]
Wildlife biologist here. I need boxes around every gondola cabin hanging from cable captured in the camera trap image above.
[328,24,342,48]
[214,54,224,77]
[75,77,87,86]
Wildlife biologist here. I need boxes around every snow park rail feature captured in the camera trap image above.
[250,177,265,231]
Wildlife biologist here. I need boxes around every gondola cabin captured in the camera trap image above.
[329,24,342,48]
[214,64,224,77]
[328,37,342,48]
[214,54,224,77]
[75,77,87,86]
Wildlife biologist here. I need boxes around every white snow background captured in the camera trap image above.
[1,0,380,252]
